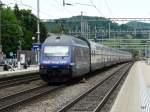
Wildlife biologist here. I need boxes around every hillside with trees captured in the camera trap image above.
[43,16,150,58]
[43,16,150,38]
[43,16,133,34]
[126,21,150,30]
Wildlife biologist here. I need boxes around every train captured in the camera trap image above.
[39,35,132,82]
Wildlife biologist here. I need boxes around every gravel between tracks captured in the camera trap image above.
[2,65,124,112]
[0,80,46,98]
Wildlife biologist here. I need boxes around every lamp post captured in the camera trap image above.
[37,0,40,44]
[0,0,4,52]
[37,0,40,64]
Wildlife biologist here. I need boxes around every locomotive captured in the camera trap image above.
[39,35,132,82]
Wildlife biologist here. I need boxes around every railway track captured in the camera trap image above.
[0,73,40,89]
[57,63,132,112]
[0,84,64,111]
[0,63,132,112]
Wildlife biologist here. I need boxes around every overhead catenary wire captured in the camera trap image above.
[52,0,74,17]
[20,0,54,19]
[104,0,113,16]
[12,0,55,19]
[51,0,82,24]
[89,0,104,17]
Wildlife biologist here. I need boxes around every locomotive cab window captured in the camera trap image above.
[43,46,69,56]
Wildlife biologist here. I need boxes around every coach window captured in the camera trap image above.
[80,49,84,57]
[77,48,80,56]
[93,50,94,57]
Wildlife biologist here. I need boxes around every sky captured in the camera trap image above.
[2,0,150,20]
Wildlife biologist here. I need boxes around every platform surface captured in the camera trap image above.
[110,61,150,112]
[0,65,39,79]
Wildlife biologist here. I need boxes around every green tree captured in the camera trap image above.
[14,4,48,50]
[2,7,21,56]
[51,24,69,34]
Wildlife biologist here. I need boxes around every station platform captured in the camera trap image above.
[0,65,39,79]
[110,61,150,112]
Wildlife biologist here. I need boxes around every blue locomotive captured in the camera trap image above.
[39,35,132,82]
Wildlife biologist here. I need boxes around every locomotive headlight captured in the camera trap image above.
[43,60,49,64]
[70,63,75,66]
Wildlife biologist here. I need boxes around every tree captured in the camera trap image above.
[14,4,48,50]
[51,24,69,34]
[2,7,22,56]
[1,4,48,57]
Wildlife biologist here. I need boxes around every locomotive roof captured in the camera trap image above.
[43,35,88,46]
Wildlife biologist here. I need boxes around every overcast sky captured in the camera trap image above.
[2,0,150,19]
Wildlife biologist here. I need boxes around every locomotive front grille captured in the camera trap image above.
[47,68,71,77]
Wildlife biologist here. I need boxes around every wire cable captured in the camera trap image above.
[104,0,113,16]
[13,0,55,18]
[53,0,74,17]
[89,0,104,17]
[20,0,55,18]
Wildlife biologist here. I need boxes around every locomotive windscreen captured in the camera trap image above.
[43,46,69,57]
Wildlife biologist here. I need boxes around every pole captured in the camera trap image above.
[87,23,89,39]
[102,29,103,44]
[95,26,96,40]
[37,0,40,64]
[113,33,115,48]
[85,21,88,39]
[145,42,147,57]
[37,0,40,44]
[80,11,83,37]
[108,22,111,39]
[88,26,90,40]
[149,32,150,58]
[0,0,3,52]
